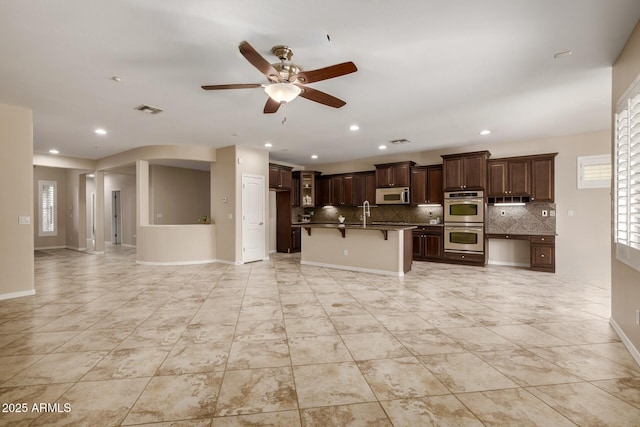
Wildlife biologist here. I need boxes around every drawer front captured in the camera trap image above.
[530,235,555,244]
[488,234,529,240]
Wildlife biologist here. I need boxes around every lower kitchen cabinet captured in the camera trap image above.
[412,226,443,262]
[530,235,555,273]
[487,234,555,273]
[443,251,485,265]
[291,227,301,253]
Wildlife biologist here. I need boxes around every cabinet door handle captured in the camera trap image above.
[540,254,545,258]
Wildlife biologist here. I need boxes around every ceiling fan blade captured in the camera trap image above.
[296,85,346,108]
[201,83,262,90]
[263,97,282,114]
[292,62,357,84]
[239,41,281,82]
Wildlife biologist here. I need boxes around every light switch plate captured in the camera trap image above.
[18,216,30,225]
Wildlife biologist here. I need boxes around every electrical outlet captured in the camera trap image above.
[542,210,548,217]
[500,210,506,217]
[550,210,556,217]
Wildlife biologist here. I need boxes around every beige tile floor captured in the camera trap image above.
[1,246,639,426]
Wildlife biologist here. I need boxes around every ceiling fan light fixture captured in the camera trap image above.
[264,83,301,104]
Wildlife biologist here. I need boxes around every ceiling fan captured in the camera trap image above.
[201,41,357,114]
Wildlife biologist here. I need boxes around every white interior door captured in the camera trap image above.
[242,174,265,263]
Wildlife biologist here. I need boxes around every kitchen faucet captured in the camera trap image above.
[362,200,371,228]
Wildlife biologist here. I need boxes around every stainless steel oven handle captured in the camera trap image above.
[445,227,484,233]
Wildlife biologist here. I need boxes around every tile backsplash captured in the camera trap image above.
[295,202,556,235]
[486,203,556,235]
[300,205,444,224]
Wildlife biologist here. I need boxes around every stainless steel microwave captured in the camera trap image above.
[376,187,410,204]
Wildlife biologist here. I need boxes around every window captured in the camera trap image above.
[577,155,611,189]
[38,180,57,237]
[614,76,640,271]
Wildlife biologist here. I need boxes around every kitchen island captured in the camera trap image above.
[291,223,416,276]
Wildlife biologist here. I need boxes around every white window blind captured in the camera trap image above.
[38,180,57,237]
[615,79,640,271]
[577,154,611,189]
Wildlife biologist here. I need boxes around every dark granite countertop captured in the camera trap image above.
[292,222,416,231]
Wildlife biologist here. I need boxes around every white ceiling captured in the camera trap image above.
[1,1,639,166]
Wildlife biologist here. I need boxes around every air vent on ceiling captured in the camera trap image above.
[134,104,164,115]
[389,138,410,145]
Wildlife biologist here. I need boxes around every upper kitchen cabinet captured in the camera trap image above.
[442,151,490,191]
[411,165,443,204]
[315,176,331,206]
[375,161,415,187]
[488,158,530,197]
[293,171,318,207]
[269,163,292,190]
[330,174,354,206]
[353,172,376,206]
[530,154,557,202]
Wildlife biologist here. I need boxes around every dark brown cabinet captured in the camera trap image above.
[375,161,415,188]
[531,154,556,202]
[291,227,301,253]
[354,172,376,206]
[412,226,443,261]
[442,151,490,191]
[315,176,331,206]
[269,164,292,190]
[411,165,443,204]
[330,174,354,206]
[530,235,555,273]
[488,158,530,197]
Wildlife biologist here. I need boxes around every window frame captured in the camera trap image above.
[577,154,611,189]
[38,180,57,237]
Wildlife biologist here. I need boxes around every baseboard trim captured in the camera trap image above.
[34,245,66,250]
[121,244,136,248]
[300,260,403,277]
[136,259,217,266]
[0,289,36,301]
[487,260,530,268]
[610,317,640,368]
[215,259,244,266]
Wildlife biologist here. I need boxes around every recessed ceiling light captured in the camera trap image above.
[95,128,107,135]
[264,143,272,148]
[49,149,59,154]
[480,129,491,136]
[378,145,387,150]
[349,124,360,131]
[111,76,122,82]
[311,154,318,159]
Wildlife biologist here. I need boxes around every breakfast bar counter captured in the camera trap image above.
[291,223,416,276]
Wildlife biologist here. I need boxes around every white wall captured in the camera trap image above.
[611,19,640,359]
[0,104,34,299]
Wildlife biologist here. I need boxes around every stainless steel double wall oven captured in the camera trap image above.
[444,191,485,254]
